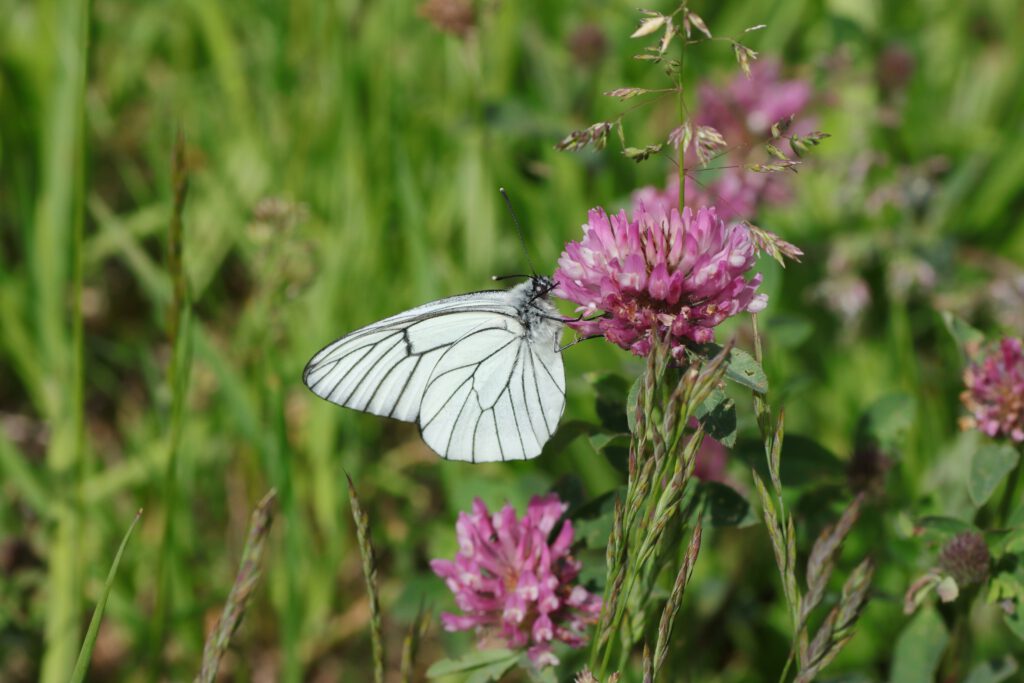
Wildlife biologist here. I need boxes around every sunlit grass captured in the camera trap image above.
[1,0,1022,679]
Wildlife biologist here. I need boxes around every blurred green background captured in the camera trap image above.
[2,0,1023,680]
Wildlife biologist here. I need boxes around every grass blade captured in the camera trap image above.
[69,509,143,683]
[399,602,430,683]
[347,473,385,683]
[196,489,277,683]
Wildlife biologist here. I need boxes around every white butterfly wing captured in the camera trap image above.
[419,316,565,462]
[304,287,566,462]
[303,292,521,422]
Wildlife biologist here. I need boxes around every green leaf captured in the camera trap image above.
[1009,501,1024,527]
[541,420,604,459]
[520,654,559,682]
[427,649,519,680]
[575,500,618,549]
[589,433,630,474]
[735,435,845,488]
[887,607,949,683]
[1005,605,1024,642]
[467,664,517,683]
[695,389,737,447]
[915,515,979,540]
[724,347,769,394]
[590,373,631,433]
[0,435,52,518]
[701,481,756,527]
[963,655,1019,683]
[1001,527,1024,556]
[969,444,1020,507]
[626,375,642,434]
[764,314,813,349]
[941,311,985,364]
[70,510,143,683]
[856,393,915,449]
[987,570,1024,605]
[691,344,768,394]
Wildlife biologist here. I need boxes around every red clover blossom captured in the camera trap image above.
[430,495,601,667]
[555,204,767,359]
[961,337,1024,442]
[635,59,813,222]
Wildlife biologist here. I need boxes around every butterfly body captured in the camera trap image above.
[304,277,565,462]
[515,275,562,338]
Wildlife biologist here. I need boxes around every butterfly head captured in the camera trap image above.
[531,275,555,298]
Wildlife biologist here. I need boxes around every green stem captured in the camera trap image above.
[150,131,192,672]
[39,0,90,678]
[939,587,977,682]
[777,649,795,683]
[677,20,686,215]
[998,448,1024,527]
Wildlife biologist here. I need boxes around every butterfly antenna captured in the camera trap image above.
[499,187,538,277]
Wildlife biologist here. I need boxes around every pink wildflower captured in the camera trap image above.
[633,171,764,224]
[961,337,1024,442]
[697,59,811,141]
[430,495,601,667]
[635,59,813,222]
[694,435,728,482]
[554,204,767,358]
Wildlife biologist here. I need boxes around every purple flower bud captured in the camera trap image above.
[938,532,991,587]
[417,0,475,38]
[567,24,608,68]
[846,446,892,496]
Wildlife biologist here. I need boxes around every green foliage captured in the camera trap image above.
[426,649,519,682]
[700,482,755,527]
[695,388,738,448]
[968,444,1020,507]
[69,511,141,683]
[962,656,1019,683]
[888,608,949,683]
[696,344,769,394]
[1,0,1023,680]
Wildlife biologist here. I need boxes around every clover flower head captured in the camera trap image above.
[430,494,601,667]
[634,60,813,223]
[938,532,991,586]
[555,204,767,359]
[961,337,1024,442]
[694,435,729,483]
[418,0,475,38]
[632,173,760,224]
[698,59,811,139]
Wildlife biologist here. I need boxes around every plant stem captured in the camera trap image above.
[151,130,192,672]
[677,13,686,215]
[195,491,277,683]
[998,447,1024,527]
[777,645,795,683]
[38,0,90,678]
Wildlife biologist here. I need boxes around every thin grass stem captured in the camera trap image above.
[70,510,143,683]
[195,490,277,683]
[347,474,385,683]
[151,129,193,671]
[38,0,90,678]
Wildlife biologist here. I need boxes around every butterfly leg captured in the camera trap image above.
[535,310,608,324]
[557,335,602,353]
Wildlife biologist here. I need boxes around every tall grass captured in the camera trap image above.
[1,0,1023,679]
[32,0,91,679]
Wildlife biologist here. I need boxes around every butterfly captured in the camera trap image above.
[304,188,585,462]
[303,274,566,462]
